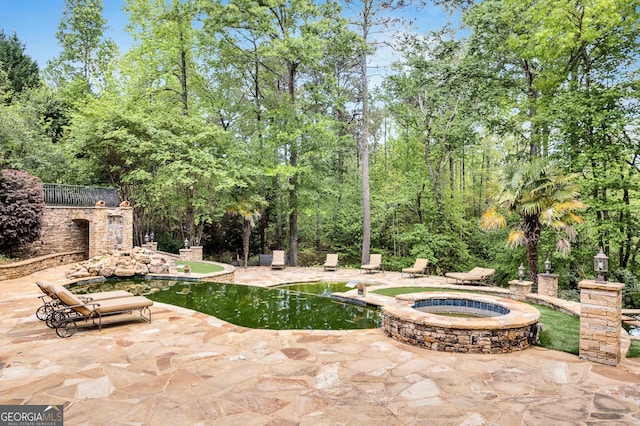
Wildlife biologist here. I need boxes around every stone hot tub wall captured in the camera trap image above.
[382,292,540,354]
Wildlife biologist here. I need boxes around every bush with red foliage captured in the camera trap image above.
[0,169,44,256]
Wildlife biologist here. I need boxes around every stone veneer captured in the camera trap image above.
[0,251,85,281]
[509,279,533,301]
[179,246,203,261]
[23,206,133,259]
[382,292,540,354]
[538,273,559,298]
[579,279,624,366]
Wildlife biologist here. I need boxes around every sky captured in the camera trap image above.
[0,0,461,71]
[1,0,131,68]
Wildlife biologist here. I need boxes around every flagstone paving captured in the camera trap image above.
[2,264,640,425]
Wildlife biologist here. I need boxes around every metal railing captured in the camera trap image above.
[43,183,121,207]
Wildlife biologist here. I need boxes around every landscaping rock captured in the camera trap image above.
[115,268,136,277]
[65,247,172,279]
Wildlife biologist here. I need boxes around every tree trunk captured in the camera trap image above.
[243,218,250,269]
[360,48,371,265]
[524,215,541,284]
[287,61,298,266]
[523,59,539,157]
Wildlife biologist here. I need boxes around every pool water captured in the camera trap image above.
[70,280,381,330]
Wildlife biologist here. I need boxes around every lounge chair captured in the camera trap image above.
[402,258,430,278]
[445,267,496,285]
[35,280,134,322]
[48,284,153,338]
[361,254,383,274]
[323,253,339,271]
[271,250,286,270]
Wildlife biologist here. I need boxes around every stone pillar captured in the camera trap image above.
[89,207,108,258]
[509,280,533,301]
[191,246,203,261]
[142,242,158,251]
[538,273,559,298]
[179,248,193,260]
[578,279,624,366]
[119,207,134,252]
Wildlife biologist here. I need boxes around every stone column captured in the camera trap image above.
[191,246,203,261]
[141,242,158,251]
[119,207,134,252]
[89,207,108,258]
[509,280,533,301]
[538,273,559,298]
[179,248,193,260]
[578,279,624,366]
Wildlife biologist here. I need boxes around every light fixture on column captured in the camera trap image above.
[594,247,608,283]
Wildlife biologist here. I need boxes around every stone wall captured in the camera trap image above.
[382,314,532,354]
[0,251,85,281]
[200,270,235,284]
[24,206,133,259]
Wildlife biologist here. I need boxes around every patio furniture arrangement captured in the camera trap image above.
[271,250,286,269]
[35,280,134,321]
[401,258,430,278]
[323,253,339,271]
[40,283,153,338]
[445,267,496,285]
[361,253,383,274]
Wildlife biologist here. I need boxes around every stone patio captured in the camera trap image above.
[2,265,640,425]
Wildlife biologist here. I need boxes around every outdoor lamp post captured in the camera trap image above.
[594,248,608,283]
[518,263,525,281]
[544,258,551,275]
[184,238,190,249]
[149,231,154,242]
[144,233,150,243]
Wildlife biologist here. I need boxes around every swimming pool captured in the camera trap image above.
[69,279,381,330]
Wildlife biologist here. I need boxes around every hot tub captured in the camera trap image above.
[382,292,540,354]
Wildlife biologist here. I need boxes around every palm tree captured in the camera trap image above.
[480,159,586,283]
[227,198,263,269]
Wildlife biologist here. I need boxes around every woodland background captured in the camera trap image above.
[1,0,639,297]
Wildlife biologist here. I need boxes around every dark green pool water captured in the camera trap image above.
[70,279,381,330]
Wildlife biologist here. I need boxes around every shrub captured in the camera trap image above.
[0,169,44,256]
[616,269,640,309]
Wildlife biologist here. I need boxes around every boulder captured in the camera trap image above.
[115,268,136,277]
[148,263,170,274]
[99,267,116,277]
[68,270,91,279]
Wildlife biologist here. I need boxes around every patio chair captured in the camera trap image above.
[35,280,134,322]
[361,253,383,274]
[271,250,286,270]
[47,284,153,338]
[445,267,496,285]
[401,258,430,278]
[323,253,339,271]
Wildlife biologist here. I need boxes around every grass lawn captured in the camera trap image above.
[372,286,638,357]
[175,260,224,274]
[533,303,579,354]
